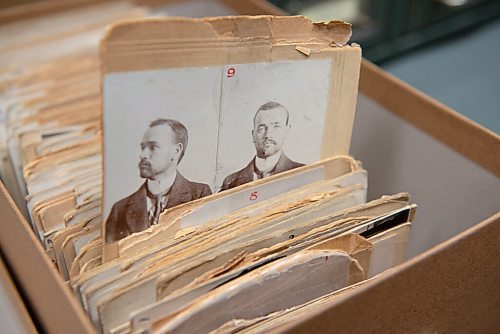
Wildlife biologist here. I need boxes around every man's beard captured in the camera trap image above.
[257,139,278,158]
[139,161,153,179]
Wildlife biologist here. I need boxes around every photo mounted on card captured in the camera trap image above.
[103,67,220,244]
[216,59,331,192]
[101,16,361,251]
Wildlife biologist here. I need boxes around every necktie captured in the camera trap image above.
[152,195,163,225]
[147,188,170,226]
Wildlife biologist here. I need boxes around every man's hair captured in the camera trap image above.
[253,101,290,126]
[149,119,188,162]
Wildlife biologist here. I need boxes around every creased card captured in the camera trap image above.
[101,15,361,248]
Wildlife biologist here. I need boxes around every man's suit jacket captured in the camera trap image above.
[105,172,211,243]
[220,152,304,191]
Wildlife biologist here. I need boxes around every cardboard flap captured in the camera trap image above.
[104,15,351,45]
[101,15,356,73]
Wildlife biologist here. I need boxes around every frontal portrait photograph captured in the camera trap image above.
[220,101,304,191]
[215,59,332,191]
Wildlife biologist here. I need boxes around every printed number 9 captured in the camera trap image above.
[249,191,258,201]
[227,67,236,78]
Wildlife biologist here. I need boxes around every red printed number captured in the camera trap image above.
[227,67,236,78]
[249,191,258,201]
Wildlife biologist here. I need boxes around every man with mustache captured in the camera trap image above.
[105,119,211,243]
[220,101,304,191]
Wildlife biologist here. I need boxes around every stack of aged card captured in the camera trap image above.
[0,6,417,334]
[0,1,152,277]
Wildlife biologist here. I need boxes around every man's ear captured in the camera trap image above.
[175,143,183,160]
[251,130,255,143]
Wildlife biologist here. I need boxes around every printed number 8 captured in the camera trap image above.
[227,67,236,78]
[249,191,258,201]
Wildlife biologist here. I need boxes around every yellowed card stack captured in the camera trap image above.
[0,1,153,277]
[0,3,418,334]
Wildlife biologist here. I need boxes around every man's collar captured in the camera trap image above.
[147,170,177,195]
[254,151,282,173]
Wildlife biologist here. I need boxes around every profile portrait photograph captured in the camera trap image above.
[105,119,212,243]
[103,66,221,243]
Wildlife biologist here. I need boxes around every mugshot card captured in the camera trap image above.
[101,15,361,255]
[215,59,332,192]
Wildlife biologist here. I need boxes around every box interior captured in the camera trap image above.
[0,1,498,333]
[352,93,500,258]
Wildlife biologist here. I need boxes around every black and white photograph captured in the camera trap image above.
[103,59,333,243]
[103,67,221,242]
[216,59,332,191]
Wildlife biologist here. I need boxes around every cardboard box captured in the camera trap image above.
[0,1,498,333]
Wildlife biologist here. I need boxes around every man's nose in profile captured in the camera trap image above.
[140,148,150,160]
